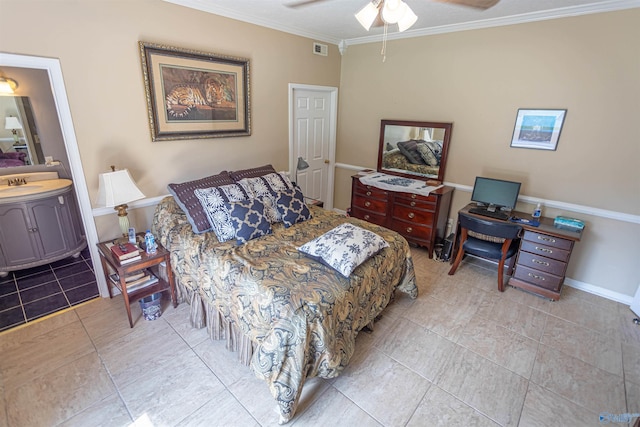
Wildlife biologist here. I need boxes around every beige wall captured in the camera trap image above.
[337,10,640,298]
[1,2,638,298]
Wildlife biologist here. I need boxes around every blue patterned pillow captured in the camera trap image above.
[195,183,251,242]
[298,223,389,277]
[276,187,311,228]
[225,199,272,244]
[238,173,295,223]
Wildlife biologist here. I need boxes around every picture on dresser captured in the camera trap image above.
[139,41,251,141]
[377,120,452,183]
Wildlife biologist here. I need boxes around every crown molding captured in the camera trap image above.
[345,0,640,46]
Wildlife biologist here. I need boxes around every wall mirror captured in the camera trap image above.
[0,96,45,167]
[377,119,452,183]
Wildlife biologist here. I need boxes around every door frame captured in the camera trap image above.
[288,83,337,210]
[0,52,107,296]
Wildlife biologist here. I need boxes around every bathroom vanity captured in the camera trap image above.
[0,172,86,276]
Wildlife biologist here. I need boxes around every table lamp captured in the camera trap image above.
[296,156,309,185]
[96,166,145,241]
[4,116,23,145]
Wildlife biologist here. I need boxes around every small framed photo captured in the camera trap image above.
[139,41,251,141]
[510,109,567,151]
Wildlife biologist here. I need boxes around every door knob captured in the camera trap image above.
[324,159,329,164]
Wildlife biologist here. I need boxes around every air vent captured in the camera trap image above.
[313,42,328,57]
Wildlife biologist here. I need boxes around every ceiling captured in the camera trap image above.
[162,0,638,46]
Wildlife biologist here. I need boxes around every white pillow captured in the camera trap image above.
[298,223,389,277]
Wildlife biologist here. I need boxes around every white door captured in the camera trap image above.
[289,84,337,209]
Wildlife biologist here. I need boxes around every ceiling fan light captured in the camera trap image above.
[381,0,407,25]
[355,2,380,31]
[397,5,418,32]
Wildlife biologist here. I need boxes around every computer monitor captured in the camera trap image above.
[471,177,521,212]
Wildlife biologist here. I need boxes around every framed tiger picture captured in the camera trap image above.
[139,41,251,141]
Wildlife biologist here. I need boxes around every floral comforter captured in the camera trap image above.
[152,196,418,423]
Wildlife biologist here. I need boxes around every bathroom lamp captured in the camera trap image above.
[0,77,18,94]
[96,166,145,240]
[4,116,23,145]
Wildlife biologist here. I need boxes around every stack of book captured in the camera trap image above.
[109,270,159,293]
[109,242,142,264]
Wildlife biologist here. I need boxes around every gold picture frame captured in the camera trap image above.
[139,41,251,141]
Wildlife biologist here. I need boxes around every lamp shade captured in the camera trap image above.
[397,4,418,32]
[96,169,145,208]
[355,1,380,31]
[4,116,22,130]
[297,156,310,171]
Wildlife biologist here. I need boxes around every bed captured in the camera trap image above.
[152,167,418,423]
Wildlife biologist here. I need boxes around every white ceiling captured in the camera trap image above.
[163,0,639,46]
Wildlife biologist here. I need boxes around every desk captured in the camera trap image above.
[456,204,583,300]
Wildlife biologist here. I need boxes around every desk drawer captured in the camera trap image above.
[519,240,570,263]
[516,251,567,277]
[513,265,563,291]
[522,230,573,251]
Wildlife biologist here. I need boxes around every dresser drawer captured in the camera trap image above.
[394,196,436,213]
[389,219,432,242]
[391,204,435,225]
[351,207,387,227]
[352,196,387,214]
[395,192,437,206]
[516,250,567,277]
[522,230,573,251]
[519,240,570,262]
[354,182,388,200]
[513,265,563,291]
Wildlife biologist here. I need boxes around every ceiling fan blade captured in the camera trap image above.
[284,0,329,8]
[433,0,500,10]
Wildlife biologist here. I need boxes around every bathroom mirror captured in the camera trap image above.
[377,119,452,183]
[0,96,45,167]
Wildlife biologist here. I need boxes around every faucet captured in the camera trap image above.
[7,177,27,186]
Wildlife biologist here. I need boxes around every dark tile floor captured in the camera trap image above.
[0,247,99,332]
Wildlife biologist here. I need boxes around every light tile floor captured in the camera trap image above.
[1,247,638,427]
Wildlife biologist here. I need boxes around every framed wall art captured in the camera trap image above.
[510,109,566,151]
[139,41,251,141]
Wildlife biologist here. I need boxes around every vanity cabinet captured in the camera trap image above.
[0,186,85,273]
[350,175,453,258]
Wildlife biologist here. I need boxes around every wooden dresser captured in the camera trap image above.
[350,175,454,258]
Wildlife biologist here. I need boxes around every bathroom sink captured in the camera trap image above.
[0,179,72,200]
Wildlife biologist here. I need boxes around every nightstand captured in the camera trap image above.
[97,238,177,327]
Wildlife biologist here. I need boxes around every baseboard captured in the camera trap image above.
[563,278,634,305]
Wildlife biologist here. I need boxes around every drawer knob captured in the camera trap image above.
[406,227,413,233]
[411,194,417,199]
[528,272,545,281]
[535,246,553,254]
[366,191,371,196]
[364,201,371,207]
[408,212,415,219]
[410,201,416,207]
[532,258,550,266]
[538,236,556,243]
[364,215,370,220]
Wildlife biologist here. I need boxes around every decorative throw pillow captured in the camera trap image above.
[416,142,438,166]
[194,183,251,242]
[238,172,296,223]
[397,140,427,165]
[229,164,277,182]
[276,187,311,228]
[167,171,235,234]
[298,223,389,277]
[225,199,272,244]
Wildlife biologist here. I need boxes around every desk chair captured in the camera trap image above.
[448,212,522,292]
